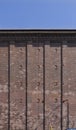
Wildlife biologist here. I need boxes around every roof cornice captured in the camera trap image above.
[0,30,76,45]
[0,29,76,34]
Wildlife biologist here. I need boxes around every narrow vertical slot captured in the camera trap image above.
[25,42,27,130]
[61,42,63,130]
[43,43,45,130]
[8,42,10,130]
[67,100,69,129]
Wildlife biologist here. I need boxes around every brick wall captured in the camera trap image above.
[0,32,76,130]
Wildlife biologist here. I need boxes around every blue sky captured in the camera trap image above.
[0,0,76,29]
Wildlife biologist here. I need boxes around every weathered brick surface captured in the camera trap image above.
[63,44,76,129]
[27,41,43,130]
[0,31,76,130]
[10,43,26,130]
[0,44,8,130]
[45,42,61,130]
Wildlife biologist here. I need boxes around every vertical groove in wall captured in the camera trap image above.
[8,42,10,130]
[43,42,45,130]
[61,42,63,130]
[25,42,27,130]
[67,101,69,128]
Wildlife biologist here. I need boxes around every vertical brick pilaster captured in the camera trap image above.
[10,42,26,130]
[0,43,8,130]
[63,43,76,129]
[45,41,61,130]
